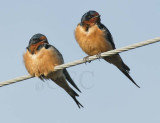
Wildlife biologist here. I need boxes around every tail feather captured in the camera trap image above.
[118,67,140,88]
[71,96,84,108]
[51,77,83,108]
[63,69,81,93]
[69,89,84,108]
[122,62,130,73]
[104,55,140,88]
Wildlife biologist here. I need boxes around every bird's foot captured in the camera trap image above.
[96,53,102,61]
[83,56,91,64]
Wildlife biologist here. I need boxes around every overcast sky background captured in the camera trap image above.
[0,0,160,123]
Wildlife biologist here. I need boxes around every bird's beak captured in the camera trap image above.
[93,15,100,18]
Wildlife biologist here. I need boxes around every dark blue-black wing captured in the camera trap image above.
[63,69,81,93]
[97,23,116,49]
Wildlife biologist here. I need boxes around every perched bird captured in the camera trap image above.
[75,10,140,88]
[23,33,83,108]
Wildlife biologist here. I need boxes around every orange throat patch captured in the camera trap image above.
[28,41,47,54]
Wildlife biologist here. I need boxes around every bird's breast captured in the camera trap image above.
[23,47,63,77]
[75,24,112,56]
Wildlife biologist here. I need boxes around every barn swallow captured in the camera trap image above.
[23,33,83,108]
[75,10,140,88]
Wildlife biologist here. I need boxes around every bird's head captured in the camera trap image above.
[29,33,48,45]
[27,33,48,54]
[81,10,101,26]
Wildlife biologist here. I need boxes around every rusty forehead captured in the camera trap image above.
[39,36,47,40]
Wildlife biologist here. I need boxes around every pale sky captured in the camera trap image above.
[0,0,160,123]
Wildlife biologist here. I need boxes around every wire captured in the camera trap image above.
[0,37,160,87]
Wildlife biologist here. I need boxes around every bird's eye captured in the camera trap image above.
[88,15,91,18]
[88,15,92,19]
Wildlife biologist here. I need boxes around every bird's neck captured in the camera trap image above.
[27,41,48,54]
[80,22,101,31]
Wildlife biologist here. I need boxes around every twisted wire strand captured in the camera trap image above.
[0,37,160,87]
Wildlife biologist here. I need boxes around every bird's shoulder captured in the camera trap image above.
[97,23,116,49]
